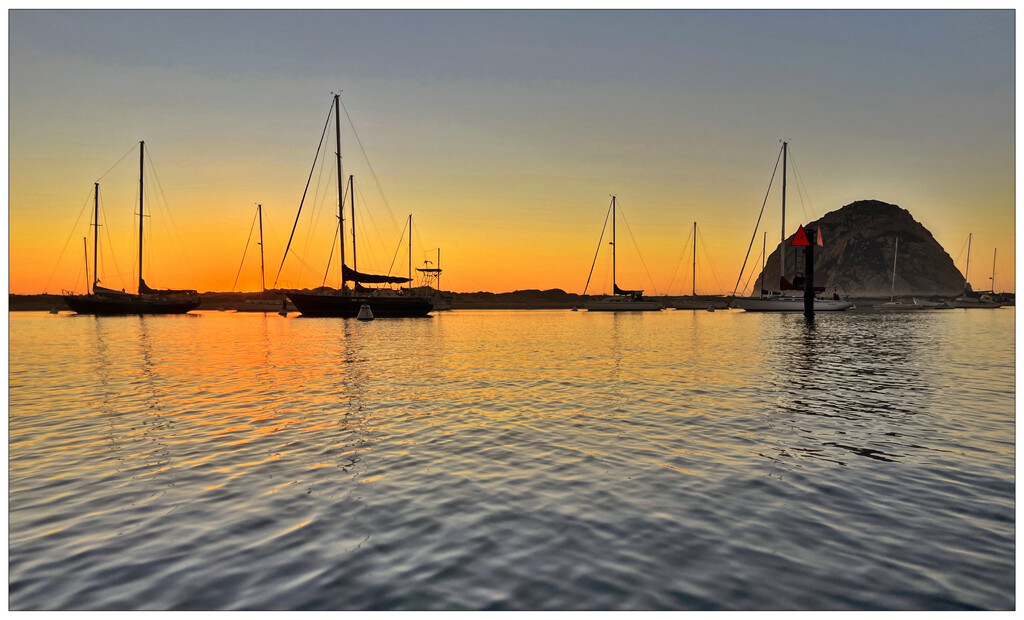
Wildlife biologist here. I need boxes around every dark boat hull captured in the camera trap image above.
[287,292,433,318]
[63,294,201,315]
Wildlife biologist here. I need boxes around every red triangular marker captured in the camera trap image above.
[816,228,824,246]
[791,225,810,246]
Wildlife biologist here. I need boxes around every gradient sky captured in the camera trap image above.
[8,9,1016,295]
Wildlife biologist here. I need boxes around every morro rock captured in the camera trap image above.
[755,200,966,297]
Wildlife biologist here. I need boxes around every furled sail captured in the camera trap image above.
[613,284,644,298]
[343,265,411,285]
[93,284,133,298]
[139,279,198,295]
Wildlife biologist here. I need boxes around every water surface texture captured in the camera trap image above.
[9,309,1015,610]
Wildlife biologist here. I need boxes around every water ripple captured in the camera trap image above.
[8,309,1015,610]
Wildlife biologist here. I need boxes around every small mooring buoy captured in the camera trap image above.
[571,306,578,312]
[49,306,59,315]
[707,305,715,312]
[278,299,288,317]
[357,304,374,321]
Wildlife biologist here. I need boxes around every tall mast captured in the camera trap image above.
[138,140,145,294]
[991,248,997,293]
[761,232,766,297]
[964,232,972,293]
[92,182,99,294]
[889,236,899,302]
[83,237,89,294]
[334,94,346,286]
[438,248,442,293]
[612,195,617,291]
[692,221,697,297]
[408,214,413,289]
[780,141,787,291]
[349,175,356,273]
[258,204,266,293]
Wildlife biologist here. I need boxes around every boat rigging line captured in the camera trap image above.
[338,96,401,233]
[231,205,262,292]
[44,186,96,294]
[617,205,660,296]
[664,223,695,295]
[582,197,614,295]
[385,216,411,280]
[95,143,137,184]
[696,225,726,295]
[143,145,199,289]
[739,239,766,296]
[731,144,783,297]
[787,146,816,223]
[300,140,335,272]
[45,145,145,294]
[353,175,394,272]
[274,103,334,288]
[321,218,342,289]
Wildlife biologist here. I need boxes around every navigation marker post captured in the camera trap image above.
[791,224,822,320]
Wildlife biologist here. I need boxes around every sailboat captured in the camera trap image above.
[584,196,663,311]
[871,236,950,310]
[233,204,288,312]
[283,95,433,318]
[734,142,852,312]
[951,234,999,308]
[873,237,922,310]
[63,142,201,315]
[671,221,728,310]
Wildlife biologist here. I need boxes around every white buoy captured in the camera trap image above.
[357,304,374,321]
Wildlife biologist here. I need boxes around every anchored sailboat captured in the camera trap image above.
[873,237,926,310]
[734,142,852,312]
[234,204,287,312]
[872,237,958,311]
[63,142,201,315]
[584,195,663,312]
[282,94,433,318]
[671,221,729,310]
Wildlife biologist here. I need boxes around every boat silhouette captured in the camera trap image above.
[63,141,200,315]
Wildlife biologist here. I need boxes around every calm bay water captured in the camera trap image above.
[8,308,1015,610]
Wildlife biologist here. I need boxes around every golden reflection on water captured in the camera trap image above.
[7,308,1017,609]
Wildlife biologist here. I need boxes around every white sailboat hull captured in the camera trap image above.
[734,296,853,312]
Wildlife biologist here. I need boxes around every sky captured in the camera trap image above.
[8,9,1016,295]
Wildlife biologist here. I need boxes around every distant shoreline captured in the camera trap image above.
[11,291,1011,312]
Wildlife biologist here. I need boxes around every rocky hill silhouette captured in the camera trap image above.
[756,200,966,297]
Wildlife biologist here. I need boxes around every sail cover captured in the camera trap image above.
[93,284,133,297]
[614,284,644,298]
[139,279,198,295]
[343,265,411,285]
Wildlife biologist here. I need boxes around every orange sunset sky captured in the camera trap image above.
[8,10,1016,296]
